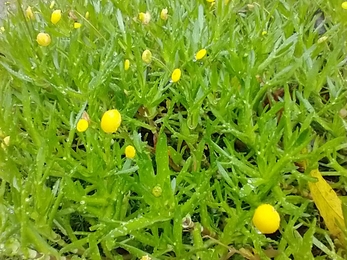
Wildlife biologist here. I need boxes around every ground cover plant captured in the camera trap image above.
[0,0,347,259]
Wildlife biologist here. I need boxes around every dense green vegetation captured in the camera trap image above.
[0,0,347,259]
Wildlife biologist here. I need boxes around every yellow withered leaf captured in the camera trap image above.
[308,169,345,240]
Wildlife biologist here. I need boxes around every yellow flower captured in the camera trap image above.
[49,1,55,9]
[195,49,207,60]
[101,109,122,133]
[36,32,51,47]
[171,68,181,83]
[160,8,168,20]
[138,11,151,24]
[76,119,89,132]
[51,10,62,24]
[124,59,130,71]
[261,31,267,36]
[142,49,152,64]
[206,0,215,2]
[74,22,82,29]
[252,204,280,234]
[342,2,347,9]
[152,186,162,197]
[125,145,136,159]
[85,11,90,19]
[26,6,34,20]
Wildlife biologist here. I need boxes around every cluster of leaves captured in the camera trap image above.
[0,0,347,259]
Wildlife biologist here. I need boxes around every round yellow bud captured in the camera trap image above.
[124,59,130,71]
[252,204,280,234]
[160,8,168,20]
[100,109,122,133]
[139,12,145,21]
[342,2,347,10]
[36,32,51,47]
[195,49,207,60]
[171,68,181,83]
[76,119,89,132]
[152,186,162,197]
[51,10,62,24]
[142,49,152,64]
[26,6,34,20]
[74,22,82,29]
[125,145,136,159]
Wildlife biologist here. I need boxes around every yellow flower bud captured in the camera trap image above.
[342,2,347,10]
[3,136,10,146]
[74,22,82,29]
[85,11,90,19]
[142,49,152,64]
[152,186,162,197]
[171,68,181,83]
[0,27,5,32]
[36,32,51,47]
[140,256,151,260]
[195,49,207,60]
[26,6,34,20]
[101,109,122,133]
[138,12,145,21]
[49,1,55,9]
[160,8,168,20]
[206,0,215,2]
[252,204,280,234]
[76,119,89,132]
[138,11,151,24]
[51,10,62,24]
[124,59,130,71]
[125,145,136,159]
[261,31,267,36]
